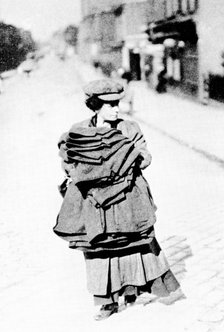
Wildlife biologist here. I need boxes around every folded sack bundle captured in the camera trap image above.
[54,126,157,252]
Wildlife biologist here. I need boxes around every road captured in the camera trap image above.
[0,53,224,332]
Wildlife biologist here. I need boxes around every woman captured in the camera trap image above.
[53,79,180,320]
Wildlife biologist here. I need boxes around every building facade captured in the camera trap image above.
[145,0,224,103]
[120,0,151,80]
[78,0,151,78]
[144,0,199,97]
[197,0,224,103]
[78,0,224,104]
[79,0,124,74]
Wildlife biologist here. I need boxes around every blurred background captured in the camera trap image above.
[0,1,224,332]
[1,0,224,104]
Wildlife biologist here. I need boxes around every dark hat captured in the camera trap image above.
[83,79,125,101]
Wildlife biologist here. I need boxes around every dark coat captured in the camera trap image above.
[53,117,157,252]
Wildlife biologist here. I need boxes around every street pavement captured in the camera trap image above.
[131,81,224,166]
[129,82,224,332]
[0,54,224,332]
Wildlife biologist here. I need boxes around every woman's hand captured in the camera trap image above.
[135,152,152,170]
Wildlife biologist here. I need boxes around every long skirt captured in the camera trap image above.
[84,235,180,306]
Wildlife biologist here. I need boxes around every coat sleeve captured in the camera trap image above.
[131,121,152,169]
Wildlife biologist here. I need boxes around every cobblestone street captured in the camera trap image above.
[0,54,224,332]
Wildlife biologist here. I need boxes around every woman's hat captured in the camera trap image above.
[83,79,125,101]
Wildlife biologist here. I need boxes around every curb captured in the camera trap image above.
[133,115,224,169]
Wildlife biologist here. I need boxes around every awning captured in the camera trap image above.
[150,32,180,44]
[149,17,198,44]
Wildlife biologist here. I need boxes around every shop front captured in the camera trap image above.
[149,17,199,98]
[122,33,149,81]
[141,43,165,89]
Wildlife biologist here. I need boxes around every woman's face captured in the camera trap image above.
[97,100,120,122]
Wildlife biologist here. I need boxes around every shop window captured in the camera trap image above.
[189,0,197,13]
[166,0,173,18]
[173,0,180,14]
[182,53,198,87]
[181,0,188,15]
[165,0,182,17]
[129,51,141,80]
[180,0,197,15]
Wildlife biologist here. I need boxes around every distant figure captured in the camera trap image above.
[156,69,167,93]
[121,69,132,84]
[144,64,151,82]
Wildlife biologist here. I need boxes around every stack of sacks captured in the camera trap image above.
[60,126,139,208]
[54,126,156,251]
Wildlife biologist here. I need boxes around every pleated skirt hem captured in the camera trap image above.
[84,240,180,297]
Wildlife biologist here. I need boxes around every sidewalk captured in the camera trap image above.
[131,81,224,167]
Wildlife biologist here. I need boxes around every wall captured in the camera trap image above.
[198,0,224,75]
[79,0,154,75]
[123,1,150,36]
